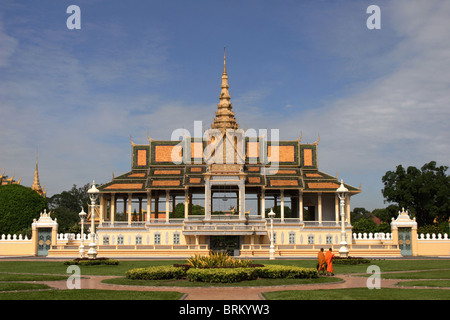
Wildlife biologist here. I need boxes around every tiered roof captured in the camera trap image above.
[99,137,360,194]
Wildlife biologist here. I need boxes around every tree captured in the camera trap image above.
[0,184,48,235]
[48,184,90,233]
[382,161,450,226]
[351,207,371,223]
[372,205,399,224]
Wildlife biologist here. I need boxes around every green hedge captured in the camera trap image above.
[126,266,185,280]
[125,264,318,283]
[256,265,318,279]
[186,267,259,283]
[64,258,119,266]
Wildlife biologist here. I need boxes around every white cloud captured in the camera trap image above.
[262,1,450,209]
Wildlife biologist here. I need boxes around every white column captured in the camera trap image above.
[205,179,211,220]
[165,190,170,223]
[127,193,132,225]
[261,188,266,218]
[280,190,285,222]
[99,195,105,225]
[239,180,245,219]
[318,192,322,224]
[335,194,339,223]
[184,188,189,220]
[146,191,151,223]
[110,193,116,225]
[299,191,303,221]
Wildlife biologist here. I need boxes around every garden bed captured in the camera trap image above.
[126,264,318,283]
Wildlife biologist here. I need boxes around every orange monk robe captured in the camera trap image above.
[317,251,326,271]
[325,251,335,273]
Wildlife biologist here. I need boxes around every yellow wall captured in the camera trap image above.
[0,241,35,256]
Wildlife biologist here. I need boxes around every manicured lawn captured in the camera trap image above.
[0,289,184,300]
[1,259,450,276]
[398,280,450,287]
[0,273,68,281]
[262,288,450,300]
[0,260,187,276]
[0,282,51,291]
[375,269,450,279]
[1,258,450,300]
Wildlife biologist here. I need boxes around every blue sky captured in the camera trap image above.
[1,0,449,210]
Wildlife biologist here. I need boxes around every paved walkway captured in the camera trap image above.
[34,272,429,300]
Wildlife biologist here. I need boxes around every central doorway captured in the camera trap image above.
[209,236,240,256]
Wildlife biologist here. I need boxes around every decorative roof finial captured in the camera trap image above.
[223,47,227,74]
[211,47,239,132]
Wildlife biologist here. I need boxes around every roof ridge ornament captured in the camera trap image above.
[211,47,239,132]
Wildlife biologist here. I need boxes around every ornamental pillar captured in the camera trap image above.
[318,192,322,224]
[166,190,170,223]
[127,193,132,225]
[205,178,211,220]
[146,191,151,223]
[110,193,116,225]
[261,188,266,218]
[299,191,303,221]
[184,188,189,220]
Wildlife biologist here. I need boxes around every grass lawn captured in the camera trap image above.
[262,287,450,300]
[1,258,450,300]
[0,260,187,276]
[0,282,51,291]
[374,269,450,279]
[0,289,184,300]
[397,280,450,287]
[1,259,450,276]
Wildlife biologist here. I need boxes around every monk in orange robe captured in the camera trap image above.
[317,248,326,275]
[325,248,335,276]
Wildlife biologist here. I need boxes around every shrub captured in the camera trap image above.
[255,265,318,279]
[186,267,259,283]
[187,252,253,268]
[64,258,119,266]
[126,265,185,280]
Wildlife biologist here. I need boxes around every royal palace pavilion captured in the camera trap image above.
[3,53,450,258]
[80,51,371,258]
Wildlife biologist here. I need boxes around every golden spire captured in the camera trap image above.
[211,47,239,132]
[31,152,44,196]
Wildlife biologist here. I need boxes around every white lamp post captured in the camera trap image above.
[87,180,99,259]
[268,208,276,260]
[78,208,86,258]
[336,180,349,257]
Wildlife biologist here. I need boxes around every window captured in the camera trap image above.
[326,235,333,245]
[136,235,142,245]
[308,235,314,244]
[173,233,180,244]
[103,236,109,245]
[272,232,277,244]
[117,236,124,245]
[154,233,161,245]
[289,232,296,244]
